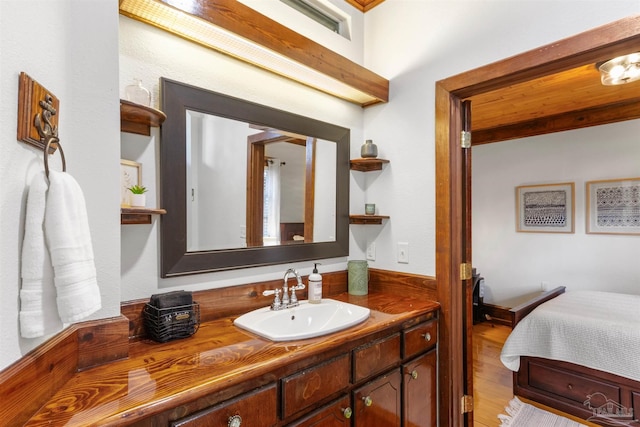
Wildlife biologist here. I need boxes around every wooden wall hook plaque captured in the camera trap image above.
[17,72,60,153]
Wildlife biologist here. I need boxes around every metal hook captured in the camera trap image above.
[44,136,66,179]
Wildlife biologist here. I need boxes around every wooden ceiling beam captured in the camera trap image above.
[472,98,640,145]
[130,0,389,106]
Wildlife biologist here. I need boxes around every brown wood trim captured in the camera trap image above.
[368,268,437,301]
[473,99,640,145]
[122,269,437,341]
[304,137,316,242]
[480,303,512,327]
[0,315,129,427]
[510,286,566,327]
[77,316,130,370]
[122,270,350,340]
[246,141,265,247]
[343,0,387,12]
[442,16,640,97]
[122,0,389,106]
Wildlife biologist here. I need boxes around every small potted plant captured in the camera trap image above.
[128,185,148,207]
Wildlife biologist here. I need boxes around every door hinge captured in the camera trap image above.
[461,394,474,414]
[461,130,471,148]
[460,263,472,281]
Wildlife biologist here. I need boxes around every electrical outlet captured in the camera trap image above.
[240,225,246,239]
[541,281,549,291]
[366,242,376,261]
[397,242,409,264]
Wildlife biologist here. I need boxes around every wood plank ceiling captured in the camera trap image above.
[468,61,640,145]
[344,0,386,12]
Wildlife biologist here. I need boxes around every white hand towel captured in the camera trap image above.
[20,172,52,338]
[45,170,101,323]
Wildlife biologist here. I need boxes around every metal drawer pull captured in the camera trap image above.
[228,414,242,427]
[342,407,353,419]
[567,383,573,390]
[411,370,419,380]
[362,396,373,407]
[422,332,432,341]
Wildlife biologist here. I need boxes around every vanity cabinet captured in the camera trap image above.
[171,383,277,427]
[165,321,437,427]
[21,293,439,427]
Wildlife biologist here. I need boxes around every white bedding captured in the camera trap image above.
[500,290,640,382]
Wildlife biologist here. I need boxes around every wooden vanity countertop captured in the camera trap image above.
[25,291,439,426]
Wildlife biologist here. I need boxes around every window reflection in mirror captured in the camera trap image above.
[185,111,336,252]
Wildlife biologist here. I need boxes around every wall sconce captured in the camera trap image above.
[119,0,389,107]
[598,52,640,85]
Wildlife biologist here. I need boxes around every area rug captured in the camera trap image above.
[498,397,587,427]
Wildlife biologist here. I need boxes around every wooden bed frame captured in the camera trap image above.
[509,287,640,424]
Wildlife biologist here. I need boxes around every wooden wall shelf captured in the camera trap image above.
[121,207,166,225]
[349,215,390,225]
[350,158,390,172]
[120,99,166,136]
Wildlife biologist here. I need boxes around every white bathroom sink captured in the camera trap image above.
[233,299,370,341]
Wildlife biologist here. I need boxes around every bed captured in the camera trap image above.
[500,286,640,424]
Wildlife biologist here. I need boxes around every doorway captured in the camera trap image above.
[435,16,640,427]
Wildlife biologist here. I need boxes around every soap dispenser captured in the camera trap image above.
[308,263,322,304]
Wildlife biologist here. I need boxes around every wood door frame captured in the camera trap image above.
[435,16,640,427]
[246,132,316,246]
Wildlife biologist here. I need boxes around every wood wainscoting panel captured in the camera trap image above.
[369,268,438,301]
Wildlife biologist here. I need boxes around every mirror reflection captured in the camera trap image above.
[160,78,349,276]
[185,111,336,251]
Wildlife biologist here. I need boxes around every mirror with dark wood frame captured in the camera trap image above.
[160,78,350,277]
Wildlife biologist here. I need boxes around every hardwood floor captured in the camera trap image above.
[472,322,598,427]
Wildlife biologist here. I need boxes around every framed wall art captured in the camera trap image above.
[516,182,574,233]
[586,177,640,235]
[120,159,141,207]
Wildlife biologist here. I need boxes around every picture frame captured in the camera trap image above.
[516,182,574,233]
[586,177,640,235]
[120,159,141,207]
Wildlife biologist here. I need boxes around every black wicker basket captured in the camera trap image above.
[143,302,200,343]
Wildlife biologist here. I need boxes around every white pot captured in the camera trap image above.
[130,193,146,208]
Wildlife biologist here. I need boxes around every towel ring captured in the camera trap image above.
[44,136,66,179]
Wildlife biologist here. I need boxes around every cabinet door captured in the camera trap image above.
[403,350,437,427]
[289,395,353,427]
[171,384,277,427]
[282,353,351,419]
[353,369,401,427]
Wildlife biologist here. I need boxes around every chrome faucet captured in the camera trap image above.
[263,268,305,310]
[284,268,305,306]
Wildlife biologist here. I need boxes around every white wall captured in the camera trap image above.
[362,0,638,276]
[119,12,365,302]
[0,0,120,370]
[472,120,640,304]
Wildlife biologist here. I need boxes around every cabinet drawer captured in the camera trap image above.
[528,360,620,405]
[353,333,401,383]
[403,320,437,359]
[282,353,351,419]
[171,383,277,427]
[288,395,352,427]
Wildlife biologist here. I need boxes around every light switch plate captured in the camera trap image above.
[366,242,376,261]
[397,242,409,264]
